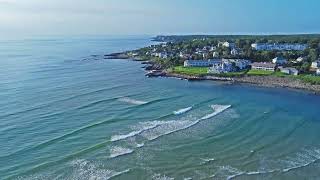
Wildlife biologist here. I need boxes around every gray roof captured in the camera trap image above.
[251,62,276,68]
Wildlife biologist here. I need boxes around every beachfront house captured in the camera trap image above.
[272,57,287,65]
[251,62,276,71]
[207,59,251,74]
[278,67,299,76]
[208,61,233,74]
[223,59,251,70]
[183,59,222,67]
[311,61,320,69]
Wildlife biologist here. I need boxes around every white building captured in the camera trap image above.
[212,52,219,58]
[251,43,307,51]
[208,61,233,74]
[316,69,320,76]
[231,48,238,56]
[272,57,287,65]
[224,59,251,70]
[251,62,276,71]
[279,67,299,75]
[154,52,168,59]
[222,42,236,48]
[311,61,320,69]
[184,59,222,67]
[296,57,305,62]
[208,59,251,74]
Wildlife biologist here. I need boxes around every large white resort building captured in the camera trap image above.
[183,59,222,67]
[251,43,307,51]
[184,59,251,74]
[251,62,276,71]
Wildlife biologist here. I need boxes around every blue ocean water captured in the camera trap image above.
[0,36,320,180]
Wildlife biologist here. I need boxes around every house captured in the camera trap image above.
[184,59,222,67]
[207,59,251,74]
[251,62,276,71]
[231,48,238,56]
[272,57,287,65]
[222,42,236,48]
[209,46,216,52]
[251,43,307,51]
[296,57,305,62]
[311,61,320,69]
[278,67,299,75]
[212,52,219,58]
[224,59,251,70]
[208,61,233,74]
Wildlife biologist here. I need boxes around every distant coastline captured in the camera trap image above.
[104,34,320,94]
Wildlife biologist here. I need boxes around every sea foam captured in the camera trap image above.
[117,97,147,105]
[110,121,166,142]
[69,159,130,179]
[142,104,231,141]
[109,146,134,158]
[173,106,192,115]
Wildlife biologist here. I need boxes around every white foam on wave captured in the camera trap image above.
[110,121,167,142]
[173,106,193,115]
[142,120,197,141]
[201,105,231,120]
[109,146,134,158]
[218,166,244,180]
[110,130,142,142]
[142,104,231,141]
[107,104,231,161]
[200,157,215,165]
[152,173,175,180]
[70,159,130,180]
[281,148,320,172]
[136,143,145,148]
[215,148,320,179]
[117,97,147,105]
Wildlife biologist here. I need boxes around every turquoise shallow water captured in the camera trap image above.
[1,36,320,180]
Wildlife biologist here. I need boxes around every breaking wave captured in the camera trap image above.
[281,148,320,172]
[109,146,134,158]
[110,121,167,142]
[117,97,147,105]
[69,159,130,180]
[200,157,215,165]
[173,106,192,115]
[142,104,231,141]
[201,105,232,120]
[215,148,320,179]
[152,173,175,180]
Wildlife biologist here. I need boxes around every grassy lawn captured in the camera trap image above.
[294,74,320,85]
[211,70,248,77]
[172,66,209,76]
[247,69,274,76]
[272,71,289,77]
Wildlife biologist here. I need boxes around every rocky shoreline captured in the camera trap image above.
[146,69,320,94]
[104,53,320,94]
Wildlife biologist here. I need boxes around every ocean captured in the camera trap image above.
[1,36,320,180]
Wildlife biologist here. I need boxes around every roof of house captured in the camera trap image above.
[251,62,276,68]
[273,57,287,61]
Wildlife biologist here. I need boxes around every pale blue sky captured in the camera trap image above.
[0,0,319,37]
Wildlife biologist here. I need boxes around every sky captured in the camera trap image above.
[0,0,319,38]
